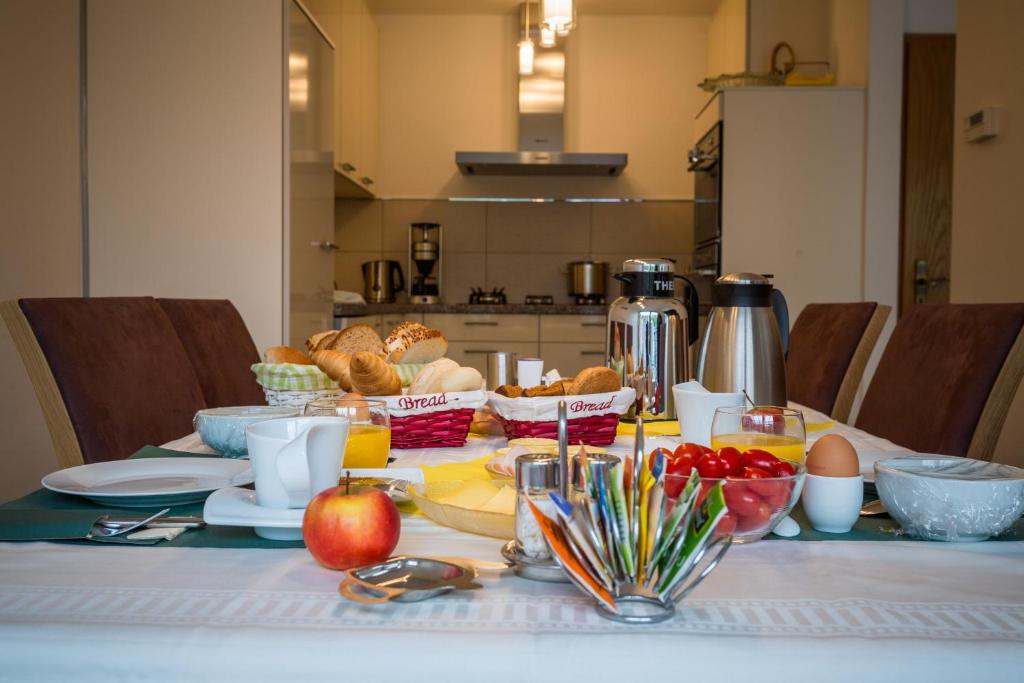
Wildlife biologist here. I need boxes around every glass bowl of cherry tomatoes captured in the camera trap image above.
[655,443,807,544]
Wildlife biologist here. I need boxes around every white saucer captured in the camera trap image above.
[203,468,425,541]
[42,458,254,508]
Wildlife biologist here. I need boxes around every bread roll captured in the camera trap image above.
[311,349,352,391]
[409,358,459,395]
[264,346,313,365]
[573,366,621,395]
[524,379,575,397]
[495,384,523,398]
[348,351,402,396]
[384,322,448,363]
[326,324,384,355]
[438,366,484,393]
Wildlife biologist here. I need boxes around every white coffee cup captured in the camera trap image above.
[801,473,864,533]
[672,381,746,447]
[245,416,349,510]
[517,358,544,388]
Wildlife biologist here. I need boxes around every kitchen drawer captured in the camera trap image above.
[539,314,607,344]
[446,341,539,375]
[424,313,538,342]
[540,342,607,378]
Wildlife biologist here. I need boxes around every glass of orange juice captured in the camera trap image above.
[710,405,807,464]
[304,398,390,469]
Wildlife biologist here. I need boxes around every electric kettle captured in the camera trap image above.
[696,273,789,406]
[362,260,404,303]
[607,258,699,420]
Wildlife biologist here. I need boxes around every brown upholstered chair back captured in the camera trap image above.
[18,298,207,464]
[786,302,885,419]
[855,303,1024,456]
[157,298,265,408]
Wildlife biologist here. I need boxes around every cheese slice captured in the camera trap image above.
[433,480,500,510]
[478,486,517,515]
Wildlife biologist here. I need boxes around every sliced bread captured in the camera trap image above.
[326,324,384,355]
[384,321,448,363]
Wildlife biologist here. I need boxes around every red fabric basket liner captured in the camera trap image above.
[389,407,475,449]
[496,412,620,446]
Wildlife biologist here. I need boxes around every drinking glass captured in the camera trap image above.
[710,405,807,464]
[304,398,391,469]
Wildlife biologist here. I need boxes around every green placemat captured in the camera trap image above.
[0,445,305,548]
[775,501,1024,542]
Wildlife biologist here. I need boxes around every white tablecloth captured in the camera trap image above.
[2,406,1022,682]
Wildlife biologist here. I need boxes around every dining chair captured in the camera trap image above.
[854,303,1024,460]
[786,302,891,422]
[1,298,207,467]
[156,298,265,408]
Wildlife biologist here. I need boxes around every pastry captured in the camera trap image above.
[384,322,448,363]
[438,366,484,393]
[574,366,621,395]
[305,330,336,353]
[311,349,352,390]
[348,351,402,396]
[495,384,524,398]
[409,358,459,395]
[523,379,575,397]
[264,346,313,365]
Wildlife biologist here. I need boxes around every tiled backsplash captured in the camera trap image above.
[334,199,694,304]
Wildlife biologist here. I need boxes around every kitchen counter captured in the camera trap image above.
[334,302,608,317]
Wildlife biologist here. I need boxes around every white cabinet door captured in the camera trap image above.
[424,314,538,342]
[446,341,540,375]
[539,342,606,378]
[539,314,607,344]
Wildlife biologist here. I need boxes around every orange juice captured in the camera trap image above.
[341,425,391,469]
[711,433,806,464]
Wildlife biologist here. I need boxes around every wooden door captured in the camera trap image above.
[899,34,956,315]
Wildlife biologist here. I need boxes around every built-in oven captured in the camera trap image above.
[689,121,722,249]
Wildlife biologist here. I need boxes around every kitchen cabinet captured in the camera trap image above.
[423,314,538,343]
[538,315,607,344]
[539,342,606,377]
[446,341,539,376]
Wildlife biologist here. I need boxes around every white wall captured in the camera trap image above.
[377,13,709,199]
[707,0,748,76]
[87,0,285,353]
[748,0,831,73]
[0,0,82,502]
[905,0,957,33]
[951,0,1024,467]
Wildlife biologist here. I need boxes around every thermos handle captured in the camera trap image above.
[771,289,789,354]
[391,262,405,293]
[613,273,633,285]
[675,275,700,346]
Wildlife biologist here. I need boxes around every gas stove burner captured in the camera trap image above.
[469,287,507,305]
[525,295,554,305]
[575,294,606,305]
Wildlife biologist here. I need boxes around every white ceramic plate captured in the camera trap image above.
[42,458,254,508]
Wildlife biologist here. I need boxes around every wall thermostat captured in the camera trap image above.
[964,107,1001,143]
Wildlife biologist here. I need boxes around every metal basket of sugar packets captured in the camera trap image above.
[524,409,732,624]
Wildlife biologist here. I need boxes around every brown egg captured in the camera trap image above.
[806,435,860,477]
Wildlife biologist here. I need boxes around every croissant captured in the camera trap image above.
[311,350,352,391]
[348,351,401,396]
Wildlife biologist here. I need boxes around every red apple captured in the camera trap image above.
[302,481,400,570]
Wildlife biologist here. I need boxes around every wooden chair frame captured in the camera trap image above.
[0,300,85,469]
[831,304,892,423]
[967,327,1024,461]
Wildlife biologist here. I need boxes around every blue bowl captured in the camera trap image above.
[193,406,299,457]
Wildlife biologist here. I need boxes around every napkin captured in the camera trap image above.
[0,509,169,545]
[672,381,745,447]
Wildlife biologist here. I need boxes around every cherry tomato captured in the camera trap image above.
[742,466,772,479]
[676,443,707,461]
[650,447,673,471]
[695,453,727,479]
[760,480,792,509]
[717,447,743,475]
[694,480,714,507]
[664,474,686,499]
[715,512,738,537]
[741,449,779,472]
[770,460,797,477]
[736,501,772,532]
[723,481,760,516]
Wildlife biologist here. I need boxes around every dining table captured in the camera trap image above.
[1,403,1022,682]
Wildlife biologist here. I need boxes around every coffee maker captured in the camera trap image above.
[607,258,700,421]
[409,222,442,304]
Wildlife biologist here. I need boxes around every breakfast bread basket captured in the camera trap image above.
[487,387,636,446]
[371,390,488,449]
[251,362,342,408]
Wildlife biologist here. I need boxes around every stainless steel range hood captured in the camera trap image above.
[455,14,627,177]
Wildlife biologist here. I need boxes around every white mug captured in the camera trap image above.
[672,381,745,447]
[801,473,864,533]
[245,416,349,510]
[517,358,544,388]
